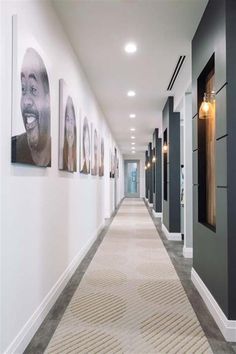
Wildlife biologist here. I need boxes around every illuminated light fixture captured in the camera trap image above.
[145,165,147,170]
[129,113,136,118]
[152,156,156,163]
[131,136,135,139]
[132,151,136,154]
[124,42,137,54]
[131,142,135,145]
[127,90,136,97]
[199,91,215,119]
[147,162,151,168]
[163,143,168,153]
[130,128,136,131]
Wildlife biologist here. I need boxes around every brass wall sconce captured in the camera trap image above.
[162,143,168,153]
[199,91,215,119]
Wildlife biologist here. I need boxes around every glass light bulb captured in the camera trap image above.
[163,144,168,153]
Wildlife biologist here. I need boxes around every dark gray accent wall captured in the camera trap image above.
[192,0,236,319]
[153,129,162,213]
[145,150,148,199]
[148,142,153,204]
[162,97,180,233]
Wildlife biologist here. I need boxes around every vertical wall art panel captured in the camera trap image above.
[80,115,90,174]
[99,137,104,177]
[110,148,115,178]
[59,79,77,172]
[91,125,98,176]
[11,15,51,167]
[116,156,119,179]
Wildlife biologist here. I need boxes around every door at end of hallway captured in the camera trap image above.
[124,160,140,198]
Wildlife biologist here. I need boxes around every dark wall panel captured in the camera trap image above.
[152,129,162,213]
[226,0,236,320]
[192,0,236,319]
[162,97,180,233]
[148,143,153,204]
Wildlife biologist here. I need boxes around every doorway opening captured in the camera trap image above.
[124,160,140,198]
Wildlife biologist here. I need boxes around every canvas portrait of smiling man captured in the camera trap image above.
[58,79,77,173]
[11,47,51,167]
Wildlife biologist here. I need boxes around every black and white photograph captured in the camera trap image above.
[99,137,104,177]
[91,126,98,176]
[116,156,119,179]
[59,79,77,173]
[11,45,51,167]
[80,115,90,174]
[110,148,115,178]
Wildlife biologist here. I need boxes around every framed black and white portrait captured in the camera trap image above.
[59,79,77,173]
[99,137,104,177]
[80,115,90,174]
[91,126,98,176]
[11,15,51,167]
[110,148,115,178]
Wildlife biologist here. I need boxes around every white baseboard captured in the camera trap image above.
[183,246,193,258]
[161,223,182,241]
[191,268,236,342]
[148,202,153,207]
[4,221,105,354]
[152,210,162,218]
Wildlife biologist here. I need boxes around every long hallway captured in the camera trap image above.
[44,199,212,353]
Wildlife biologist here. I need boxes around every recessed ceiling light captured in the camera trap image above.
[129,113,136,118]
[131,136,135,139]
[127,90,136,97]
[130,128,136,131]
[131,142,135,145]
[131,147,135,150]
[124,42,137,54]
[132,151,136,154]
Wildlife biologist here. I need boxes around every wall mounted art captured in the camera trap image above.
[80,115,90,174]
[99,137,104,177]
[110,148,115,178]
[91,125,98,176]
[59,79,77,172]
[116,157,119,178]
[11,15,51,167]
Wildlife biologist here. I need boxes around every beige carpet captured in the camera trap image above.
[45,199,212,354]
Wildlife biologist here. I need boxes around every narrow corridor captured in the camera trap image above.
[44,199,212,353]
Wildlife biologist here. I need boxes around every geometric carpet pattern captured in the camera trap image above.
[45,199,213,354]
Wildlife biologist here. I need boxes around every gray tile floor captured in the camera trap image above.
[24,199,236,354]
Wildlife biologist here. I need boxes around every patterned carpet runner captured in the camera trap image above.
[45,199,212,354]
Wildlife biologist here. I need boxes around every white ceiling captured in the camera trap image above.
[53,0,208,155]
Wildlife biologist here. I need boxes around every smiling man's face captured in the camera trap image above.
[20,48,50,153]
[65,97,75,148]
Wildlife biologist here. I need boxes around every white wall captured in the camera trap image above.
[0,1,124,353]
[123,153,145,198]
[174,87,193,258]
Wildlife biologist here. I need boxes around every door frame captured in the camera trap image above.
[124,160,140,198]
